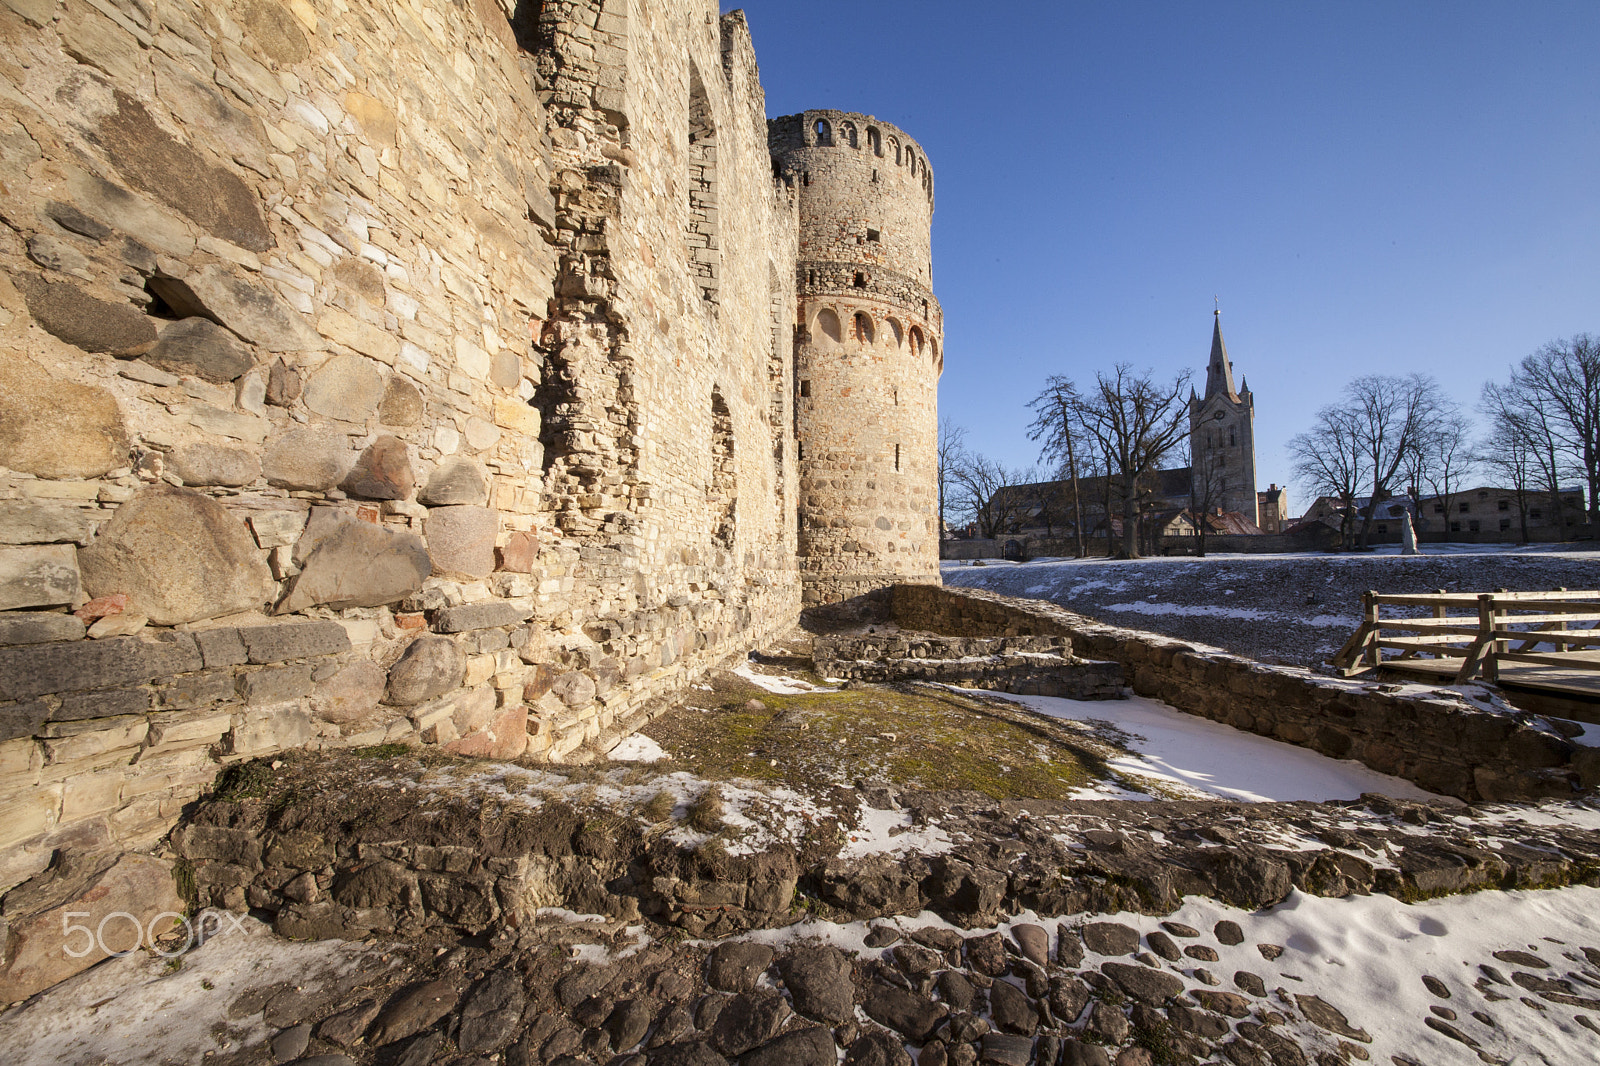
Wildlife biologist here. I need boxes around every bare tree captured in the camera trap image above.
[1403,404,1472,540]
[1477,411,1537,544]
[1288,404,1362,545]
[948,452,1037,539]
[1490,334,1599,530]
[1026,376,1087,557]
[937,417,968,537]
[1069,365,1193,559]
[1180,435,1226,557]
[1482,378,1570,540]
[1289,374,1449,549]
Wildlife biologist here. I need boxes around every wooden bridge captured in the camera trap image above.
[1330,589,1600,721]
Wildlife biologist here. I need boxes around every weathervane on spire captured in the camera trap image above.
[1214,295,1220,316]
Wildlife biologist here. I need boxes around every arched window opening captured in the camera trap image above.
[816,308,841,343]
[710,388,735,550]
[852,271,866,288]
[1229,426,1236,447]
[908,326,924,358]
[886,318,903,347]
[813,118,832,146]
[687,65,719,306]
[841,121,858,148]
[906,148,916,171]
[890,138,900,164]
[868,127,881,155]
[853,312,874,347]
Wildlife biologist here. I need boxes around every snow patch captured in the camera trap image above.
[970,689,1439,802]
[608,733,668,762]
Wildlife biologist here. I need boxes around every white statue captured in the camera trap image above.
[1400,508,1420,555]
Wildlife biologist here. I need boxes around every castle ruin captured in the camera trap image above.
[0,0,939,899]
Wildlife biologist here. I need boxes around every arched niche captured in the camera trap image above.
[815,307,841,343]
[853,312,874,347]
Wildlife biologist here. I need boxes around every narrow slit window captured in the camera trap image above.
[866,228,880,242]
[853,272,866,288]
[894,443,901,472]
[800,380,810,397]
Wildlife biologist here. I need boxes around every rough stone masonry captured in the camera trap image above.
[0,0,943,903]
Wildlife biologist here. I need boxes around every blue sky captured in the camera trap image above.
[728,1,1600,507]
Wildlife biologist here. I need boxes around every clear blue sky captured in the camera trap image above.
[728,1,1600,508]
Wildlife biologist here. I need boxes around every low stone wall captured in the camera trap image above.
[890,585,1599,802]
[813,633,1126,700]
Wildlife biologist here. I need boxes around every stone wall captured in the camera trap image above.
[813,633,1127,699]
[0,0,839,892]
[891,585,1600,802]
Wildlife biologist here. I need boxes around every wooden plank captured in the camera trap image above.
[1485,590,1600,601]
[1375,639,1469,655]
[1486,605,1600,619]
[1371,594,1480,607]
[1330,621,1375,669]
[1491,629,1600,648]
[1371,620,1483,635]
[1494,651,1600,670]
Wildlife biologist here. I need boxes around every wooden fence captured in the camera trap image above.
[1331,589,1600,685]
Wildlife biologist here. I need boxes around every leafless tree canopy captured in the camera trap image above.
[1026,376,1089,556]
[1288,374,1451,547]
[1055,364,1193,558]
[946,450,1038,539]
[1483,333,1600,529]
[937,417,968,535]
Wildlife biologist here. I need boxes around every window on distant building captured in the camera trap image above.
[1497,499,1509,511]
[1459,502,1470,513]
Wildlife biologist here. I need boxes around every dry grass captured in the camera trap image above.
[639,670,1117,801]
[687,785,725,831]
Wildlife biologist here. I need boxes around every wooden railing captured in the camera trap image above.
[1330,590,1600,683]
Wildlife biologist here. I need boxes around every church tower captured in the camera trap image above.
[1188,312,1259,526]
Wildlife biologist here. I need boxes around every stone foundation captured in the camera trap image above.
[813,633,1126,699]
[890,584,1600,802]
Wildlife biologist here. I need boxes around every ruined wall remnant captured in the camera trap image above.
[0,0,908,898]
[770,110,944,607]
[892,584,1599,803]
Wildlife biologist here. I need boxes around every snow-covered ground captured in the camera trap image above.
[943,548,1600,667]
[0,916,392,1066]
[736,885,1600,1066]
[980,690,1440,802]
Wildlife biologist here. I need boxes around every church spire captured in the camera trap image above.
[1205,309,1239,402]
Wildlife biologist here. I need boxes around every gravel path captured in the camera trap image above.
[942,547,1600,667]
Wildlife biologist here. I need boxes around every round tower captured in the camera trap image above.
[769,110,944,607]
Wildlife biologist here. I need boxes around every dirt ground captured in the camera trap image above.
[943,547,1600,667]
